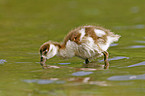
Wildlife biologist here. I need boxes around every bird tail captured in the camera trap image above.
[108,32,121,42]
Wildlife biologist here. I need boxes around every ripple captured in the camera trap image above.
[108,56,129,61]
[108,74,145,81]
[135,41,145,43]
[113,24,145,30]
[89,81,109,86]
[99,56,129,62]
[58,63,71,65]
[37,80,54,84]
[130,6,139,13]
[78,68,98,71]
[27,53,39,55]
[23,79,37,83]
[0,59,7,64]
[128,45,145,48]
[23,79,65,84]
[128,61,145,67]
[72,71,93,76]
[16,62,32,63]
[110,43,118,47]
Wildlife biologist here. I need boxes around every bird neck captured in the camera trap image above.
[57,41,75,58]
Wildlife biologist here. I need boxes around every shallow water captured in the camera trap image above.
[72,71,94,76]
[108,74,145,81]
[135,40,145,43]
[127,61,145,67]
[23,79,66,84]
[128,45,145,48]
[99,56,129,62]
[0,0,145,96]
[0,59,7,64]
[58,63,71,65]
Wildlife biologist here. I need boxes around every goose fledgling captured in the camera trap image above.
[40,25,121,69]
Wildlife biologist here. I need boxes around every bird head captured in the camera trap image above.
[39,42,59,68]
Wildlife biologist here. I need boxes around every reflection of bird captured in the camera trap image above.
[40,25,121,69]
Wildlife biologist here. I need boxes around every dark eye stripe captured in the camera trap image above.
[43,48,47,51]
[44,51,47,55]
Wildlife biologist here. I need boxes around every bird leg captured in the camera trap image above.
[83,59,90,68]
[85,59,89,64]
[102,51,109,69]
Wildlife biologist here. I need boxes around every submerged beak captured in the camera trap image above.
[40,56,47,69]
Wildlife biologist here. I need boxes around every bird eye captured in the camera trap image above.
[44,50,48,55]
[74,36,77,41]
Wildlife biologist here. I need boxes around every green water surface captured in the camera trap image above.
[0,0,145,96]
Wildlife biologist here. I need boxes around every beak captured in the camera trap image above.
[40,56,47,69]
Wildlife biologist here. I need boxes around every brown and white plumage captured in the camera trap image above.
[40,25,121,69]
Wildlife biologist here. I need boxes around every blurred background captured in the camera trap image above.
[0,0,145,96]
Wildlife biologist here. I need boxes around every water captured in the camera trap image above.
[58,63,71,65]
[113,24,145,30]
[135,41,145,43]
[128,45,145,48]
[23,79,65,84]
[99,56,129,62]
[0,59,7,64]
[72,71,94,76]
[127,61,145,67]
[110,43,119,47]
[108,74,145,81]
[0,0,145,96]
